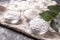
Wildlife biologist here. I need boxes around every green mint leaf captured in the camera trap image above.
[39,11,58,21]
[48,5,60,13]
[50,20,59,32]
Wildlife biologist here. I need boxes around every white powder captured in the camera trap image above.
[29,17,49,35]
[4,11,21,19]
[24,9,41,19]
[7,1,20,11]
[3,10,21,24]
[7,0,57,10]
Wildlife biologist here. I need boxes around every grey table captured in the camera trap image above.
[0,26,34,40]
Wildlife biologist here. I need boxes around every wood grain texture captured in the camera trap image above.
[0,15,60,40]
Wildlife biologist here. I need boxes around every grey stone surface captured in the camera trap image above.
[0,26,34,40]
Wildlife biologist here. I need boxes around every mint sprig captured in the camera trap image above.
[39,5,60,32]
[39,11,53,21]
[48,5,60,13]
[39,5,60,21]
[50,20,59,32]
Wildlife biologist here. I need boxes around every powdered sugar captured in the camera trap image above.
[29,17,49,35]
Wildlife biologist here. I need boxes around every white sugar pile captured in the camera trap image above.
[29,16,49,35]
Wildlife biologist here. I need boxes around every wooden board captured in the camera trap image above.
[0,15,60,40]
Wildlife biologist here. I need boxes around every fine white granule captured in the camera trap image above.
[7,1,20,11]
[3,10,21,24]
[4,10,21,20]
[18,1,31,11]
[29,17,49,35]
[7,0,57,11]
[24,9,41,19]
